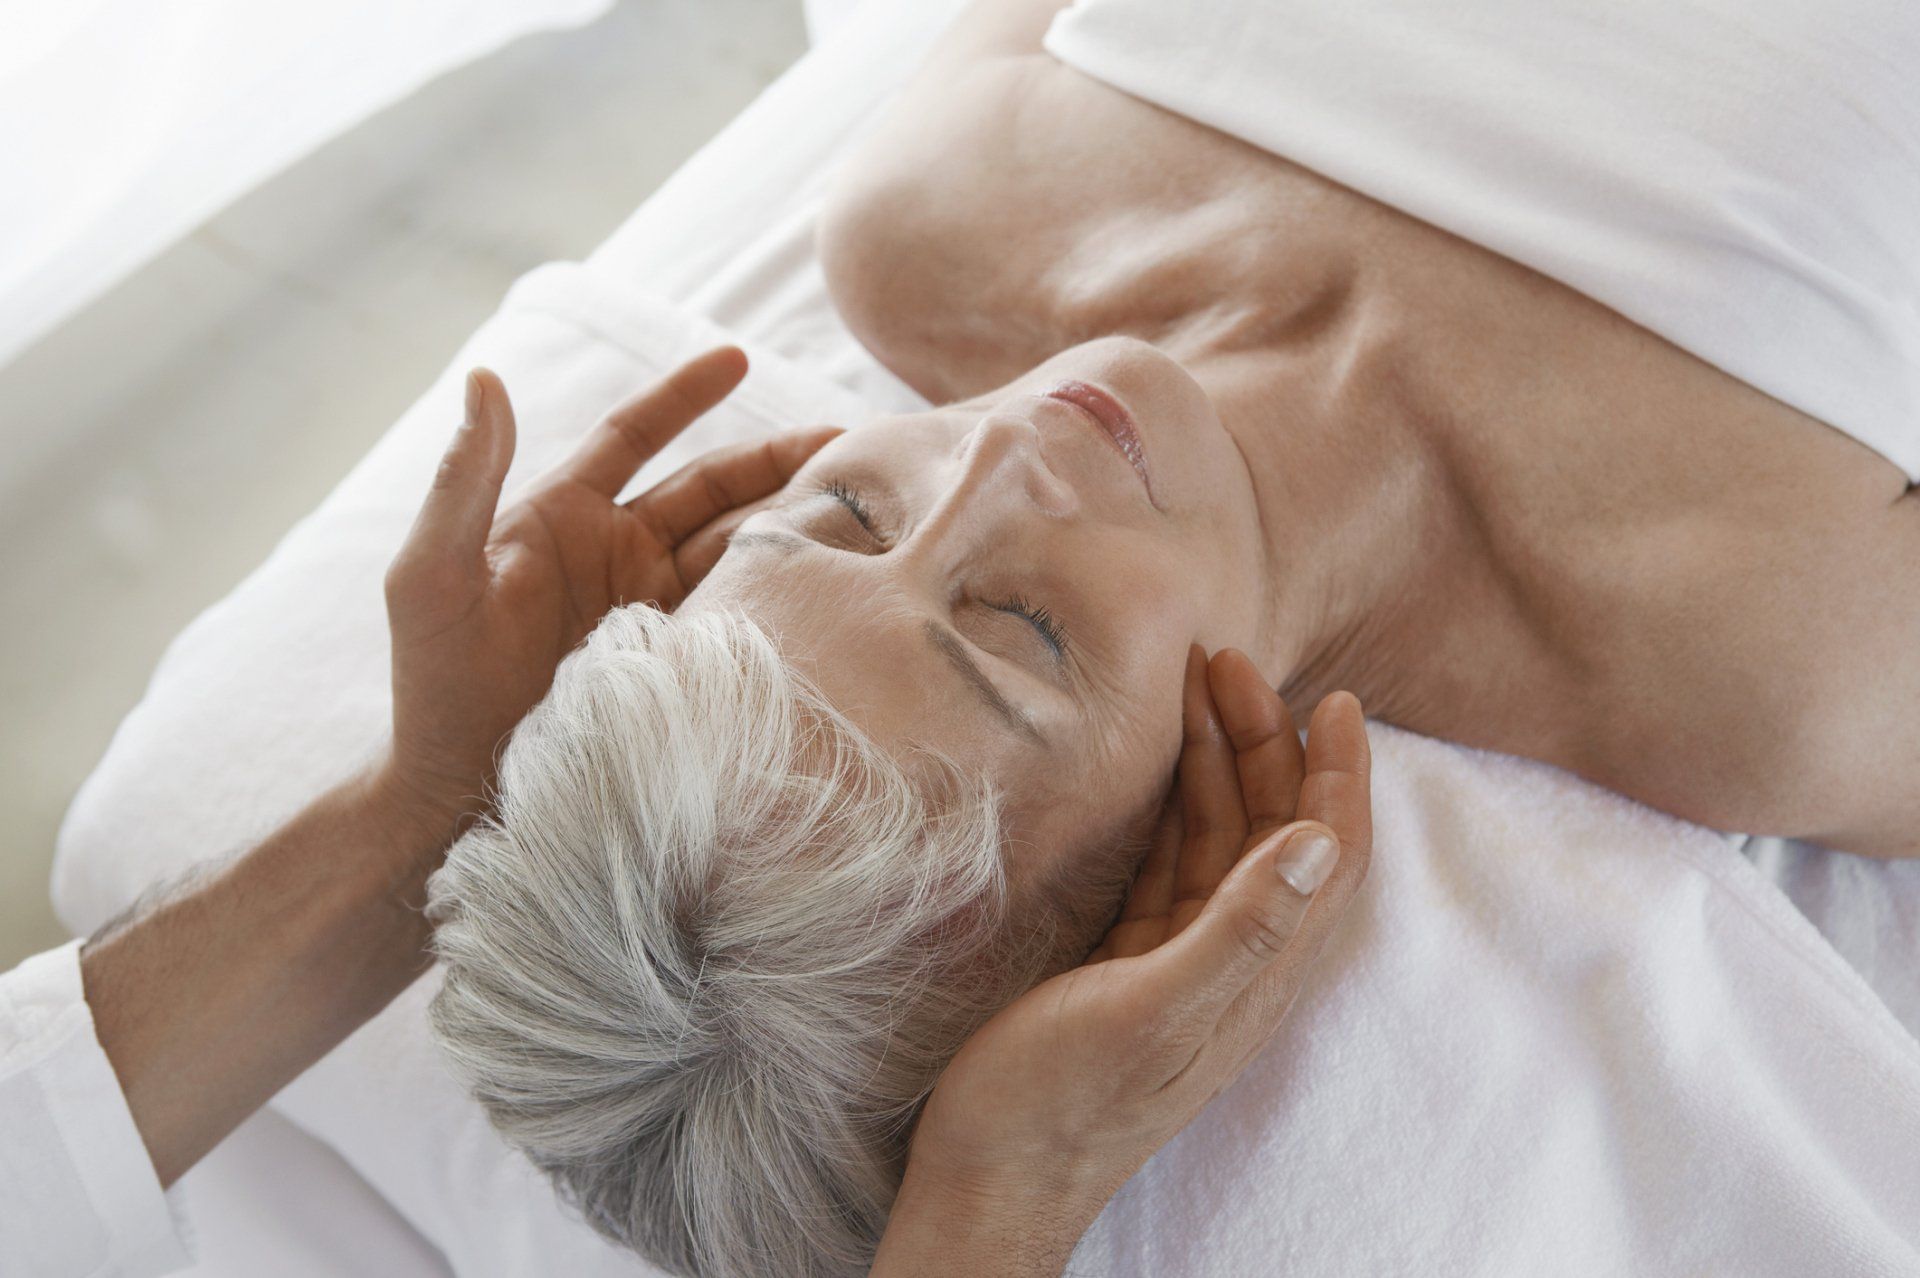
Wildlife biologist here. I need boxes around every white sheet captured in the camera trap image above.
[174,1108,450,1278]
[1045,0,1920,481]
[49,0,1920,1272]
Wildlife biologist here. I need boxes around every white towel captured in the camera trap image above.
[1044,0,1920,482]
[51,261,1920,1275]
[1069,726,1920,1275]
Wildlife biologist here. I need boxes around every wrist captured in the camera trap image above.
[313,757,472,926]
[872,1154,1103,1278]
[358,753,478,865]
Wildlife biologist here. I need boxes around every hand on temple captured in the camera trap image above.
[876,647,1372,1276]
[382,347,838,838]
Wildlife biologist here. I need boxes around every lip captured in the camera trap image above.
[1043,380,1157,506]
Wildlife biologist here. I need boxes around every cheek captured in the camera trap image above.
[1076,643,1187,815]
[1084,553,1210,680]
[1008,732,1169,896]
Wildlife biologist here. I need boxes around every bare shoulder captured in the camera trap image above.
[1715,489,1919,860]
[1399,265,1920,861]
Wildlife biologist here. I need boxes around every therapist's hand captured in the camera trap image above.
[381,348,837,836]
[874,648,1372,1276]
[80,350,836,1192]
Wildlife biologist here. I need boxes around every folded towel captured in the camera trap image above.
[53,267,1920,1275]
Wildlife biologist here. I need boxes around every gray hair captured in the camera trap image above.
[427,603,1091,1277]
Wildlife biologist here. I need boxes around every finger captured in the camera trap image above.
[1208,649,1305,843]
[390,368,516,595]
[1092,791,1183,960]
[1170,646,1250,929]
[1139,816,1344,1026]
[635,424,841,548]
[657,427,841,597]
[1185,694,1372,1077]
[1115,792,1181,924]
[560,346,749,497]
[669,494,769,592]
[1295,692,1372,877]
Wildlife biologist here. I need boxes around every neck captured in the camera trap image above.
[1167,295,1462,722]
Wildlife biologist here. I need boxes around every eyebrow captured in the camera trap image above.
[730,526,1046,747]
[727,529,809,556]
[924,621,1047,747]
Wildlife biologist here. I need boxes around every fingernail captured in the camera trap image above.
[464,370,484,424]
[1275,830,1338,895]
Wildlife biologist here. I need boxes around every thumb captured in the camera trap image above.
[1143,821,1341,1023]
[387,369,517,614]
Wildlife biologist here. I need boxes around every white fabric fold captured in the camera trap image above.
[0,940,192,1278]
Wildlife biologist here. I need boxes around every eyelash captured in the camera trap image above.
[822,479,876,532]
[819,480,1069,657]
[999,593,1069,657]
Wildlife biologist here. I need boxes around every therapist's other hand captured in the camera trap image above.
[382,348,837,835]
[878,648,1370,1274]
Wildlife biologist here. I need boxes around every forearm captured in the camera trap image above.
[81,765,454,1186]
[870,1160,1099,1278]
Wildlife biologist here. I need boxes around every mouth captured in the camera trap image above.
[1043,380,1158,506]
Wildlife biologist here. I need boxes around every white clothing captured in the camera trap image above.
[0,940,190,1278]
[1045,0,1920,481]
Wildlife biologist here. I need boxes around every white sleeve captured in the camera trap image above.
[0,939,192,1278]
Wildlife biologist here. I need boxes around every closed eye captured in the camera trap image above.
[995,594,1068,658]
[818,478,1073,660]
[823,480,879,537]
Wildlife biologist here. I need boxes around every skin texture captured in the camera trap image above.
[685,336,1272,875]
[803,0,1919,857]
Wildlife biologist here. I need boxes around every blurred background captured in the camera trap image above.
[0,0,812,968]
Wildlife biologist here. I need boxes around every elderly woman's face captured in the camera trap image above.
[685,336,1269,863]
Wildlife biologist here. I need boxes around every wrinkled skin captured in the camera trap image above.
[684,337,1269,872]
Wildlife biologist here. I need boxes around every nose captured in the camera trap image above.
[896,412,1079,571]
